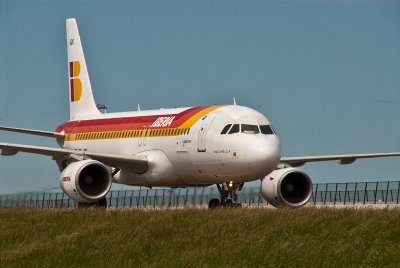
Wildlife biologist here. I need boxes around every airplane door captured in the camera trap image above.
[138,125,147,146]
[197,112,218,152]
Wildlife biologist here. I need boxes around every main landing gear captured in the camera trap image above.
[208,182,244,208]
[77,197,107,208]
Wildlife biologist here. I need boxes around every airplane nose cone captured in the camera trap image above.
[246,138,280,176]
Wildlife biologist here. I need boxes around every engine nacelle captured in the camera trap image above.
[60,159,112,203]
[261,168,312,208]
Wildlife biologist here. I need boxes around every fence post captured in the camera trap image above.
[333,183,338,205]
[176,189,180,208]
[153,189,158,208]
[324,184,328,205]
[142,190,146,208]
[168,189,173,207]
[353,183,357,205]
[374,182,378,204]
[130,190,134,208]
[344,183,348,205]
[116,191,120,207]
[22,193,26,208]
[61,193,65,208]
[161,189,165,207]
[184,188,189,206]
[137,187,142,208]
[363,182,367,204]
[390,189,394,203]
[192,188,197,206]
[385,181,390,204]
[314,184,318,205]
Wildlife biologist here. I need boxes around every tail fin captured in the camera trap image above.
[66,18,100,120]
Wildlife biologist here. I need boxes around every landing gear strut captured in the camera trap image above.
[208,182,244,208]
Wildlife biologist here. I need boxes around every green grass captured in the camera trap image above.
[1,207,400,267]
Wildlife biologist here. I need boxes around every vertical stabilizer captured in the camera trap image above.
[66,18,100,120]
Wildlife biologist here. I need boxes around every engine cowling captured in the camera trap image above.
[60,159,112,203]
[261,168,313,208]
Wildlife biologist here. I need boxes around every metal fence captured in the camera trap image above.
[1,180,400,208]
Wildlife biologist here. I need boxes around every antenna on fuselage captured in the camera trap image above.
[233,97,237,106]
[138,104,141,111]
[96,104,107,114]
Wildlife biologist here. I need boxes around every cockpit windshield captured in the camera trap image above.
[220,123,274,135]
[260,125,274,134]
[228,124,240,134]
[220,124,232,134]
[241,124,259,134]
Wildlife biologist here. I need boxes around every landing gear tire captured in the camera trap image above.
[224,199,233,205]
[208,198,221,208]
[208,182,244,209]
[96,197,107,208]
[77,197,107,209]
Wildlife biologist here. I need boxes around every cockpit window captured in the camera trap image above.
[228,124,239,134]
[220,124,232,134]
[260,125,274,135]
[241,124,260,134]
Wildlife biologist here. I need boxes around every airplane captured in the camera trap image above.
[1,18,399,208]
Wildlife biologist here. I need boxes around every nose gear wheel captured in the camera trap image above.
[208,182,243,208]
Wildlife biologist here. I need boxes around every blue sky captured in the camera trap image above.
[0,0,399,194]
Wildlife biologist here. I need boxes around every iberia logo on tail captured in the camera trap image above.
[69,61,82,102]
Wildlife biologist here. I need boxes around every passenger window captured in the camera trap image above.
[241,124,260,134]
[260,125,274,135]
[228,124,239,134]
[220,124,232,134]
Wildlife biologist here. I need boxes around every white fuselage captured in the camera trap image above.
[58,105,281,187]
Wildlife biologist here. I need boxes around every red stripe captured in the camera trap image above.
[70,79,74,102]
[69,62,74,78]
[56,106,213,134]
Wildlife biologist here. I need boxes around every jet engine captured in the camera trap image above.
[261,168,312,208]
[60,159,112,203]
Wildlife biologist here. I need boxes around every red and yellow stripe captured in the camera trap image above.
[58,105,225,141]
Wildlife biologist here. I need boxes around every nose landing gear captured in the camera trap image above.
[208,182,244,208]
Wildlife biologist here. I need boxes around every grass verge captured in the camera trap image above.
[0,207,400,267]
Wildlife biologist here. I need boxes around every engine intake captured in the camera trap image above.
[261,168,312,208]
[60,159,112,203]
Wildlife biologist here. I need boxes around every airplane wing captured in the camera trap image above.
[0,142,148,174]
[0,126,64,139]
[280,153,400,167]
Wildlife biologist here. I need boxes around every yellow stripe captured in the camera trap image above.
[67,127,192,141]
[180,105,225,129]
